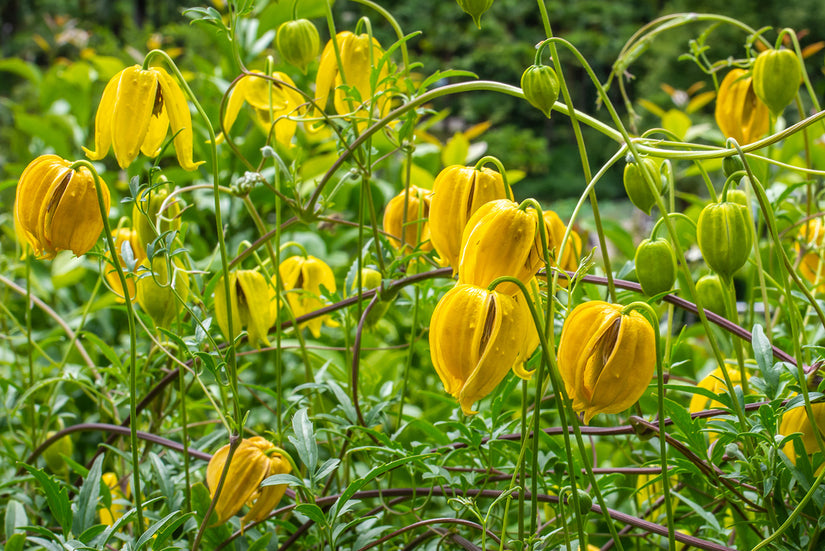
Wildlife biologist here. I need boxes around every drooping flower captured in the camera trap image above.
[542,210,582,287]
[714,68,769,146]
[206,437,292,526]
[688,365,748,442]
[14,154,111,259]
[557,301,656,423]
[780,402,825,464]
[278,255,338,338]
[83,64,203,170]
[429,283,533,415]
[315,31,393,119]
[382,186,433,252]
[795,218,825,292]
[214,270,276,349]
[103,227,146,303]
[218,71,305,148]
[99,472,131,527]
[458,199,546,296]
[429,165,511,270]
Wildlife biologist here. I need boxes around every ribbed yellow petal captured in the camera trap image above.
[83,67,124,161]
[154,66,203,171]
[206,439,270,525]
[140,107,170,157]
[214,272,241,345]
[241,451,291,524]
[112,66,157,169]
[15,156,70,254]
[42,166,110,257]
[237,270,275,348]
[315,32,351,113]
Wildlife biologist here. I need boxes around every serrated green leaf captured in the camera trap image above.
[20,463,72,536]
[73,454,103,535]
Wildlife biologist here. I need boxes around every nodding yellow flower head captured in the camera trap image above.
[14,154,111,259]
[206,437,292,526]
[780,402,825,464]
[83,64,203,171]
[458,199,546,296]
[382,186,433,252]
[796,219,825,292]
[214,270,276,349]
[429,284,534,415]
[315,31,393,119]
[218,71,305,148]
[557,301,656,424]
[99,472,131,526]
[104,227,146,303]
[714,68,769,146]
[429,165,512,271]
[689,366,748,442]
[542,210,582,286]
[278,255,339,338]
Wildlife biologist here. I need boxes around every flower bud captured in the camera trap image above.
[634,238,677,296]
[206,437,292,525]
[521,64,560,118]
[715,68,769,145]
[694,274,727,316]
[349,268,390,327]
[136,256,189,328]
[132,185,181,251]
[752,48,801,116]
[103,227,146,303]
[557,301,656,423]
[458,199,546,296]
[276,19,321,73]
[780,401,825,464]
[42,431,73,474]
[214,270,276,349]
[429,284,533,414]
[429,165,511,270]
[722,155,744,178]
[456,0,494,28]
[623,156,661,215]
[382,186,433,252]
[14,154,111,258]
[696,200,753,280]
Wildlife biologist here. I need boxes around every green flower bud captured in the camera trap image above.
[752,48,802,116]
[521,64,560,118]
[136,256,189,328]
[349,268,390,327]
[634,238,677,297]
[696,201,753,280]
[623,156,661,215]
[722,155,744,178]
[695,274,727,317]
[456,0,494,28]
[276,19,321,73]
[42,431,73,474]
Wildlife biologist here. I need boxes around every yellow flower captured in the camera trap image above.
[83,64,203,170]
[218,71,305,148]
[315,31,392,119]
[100,472,130,526]
[557,301,655,423]
[780,402,825,464]
[458,199,546,296]
[795,219,825,292]
[429,165,511,271]
[429,284,534,415]
[278,255,339,338]
[714,68,769,146]
[103,227,146,303]
[543,210,582,286]
[382,186,433,252]
[214,270,276,349]
[14,154,111,259]
[206,437,292,526]
[136,256,190,329]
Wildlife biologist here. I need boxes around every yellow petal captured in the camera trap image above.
[83,67,125,161]
[153,66,204,171]
[206,439,270,525]
[214,272,241,345]
[315,32,351,112]
[236,270,275,348]
[112,66,157,169]
[220,75,252,139]
[140,107,170,157]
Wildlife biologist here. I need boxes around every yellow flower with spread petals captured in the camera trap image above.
[214,270,276,349]
[219,71,305,148]
[84,64,203,170]
[278,255,339,338]
[14,154,111,259]
[315,31,393,119]
[429,283,534,415]
[206,437,292,526]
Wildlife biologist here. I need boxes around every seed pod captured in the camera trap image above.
[696,200,753,280]
[456,0,494,28]
[714,68,769,145]
[694,274,727,317]
[623,156,661,215]
[276,19,321,73]
[136,256,189,328]
[132,185,181,251]
[634,238,677,297]
[752,48,801,116]
[557,301,656,423]
[521,64,560,118]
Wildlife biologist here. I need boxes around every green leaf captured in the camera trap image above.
[135,511,181,551]
[289,408,318,473]
[4,533,26,551]
[752,323,780,398]
[0,57,42,84]
[19,463,73,536]
[151,512,194,550]
[4,499,28,538]
[73,454,103,535]
[295,503,327,527]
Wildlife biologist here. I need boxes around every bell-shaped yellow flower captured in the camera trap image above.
[780,402,825,464]
[14,154,111,259]
[278,255,339,338]
[382,186,433,252]
[315,31,392,119]
[103,227,146,303]
[557,301,655,423]
[714,68,769,146]
[214,270,276,349]
[543,210,582,286]
[206,436,292,526]
[429,165,512,271]
[99,472,131,527]
[83,65,203,170]
[458,199,546,296]
[795,219,825,293]
[429,283,533,415]
[219,71,305,148]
